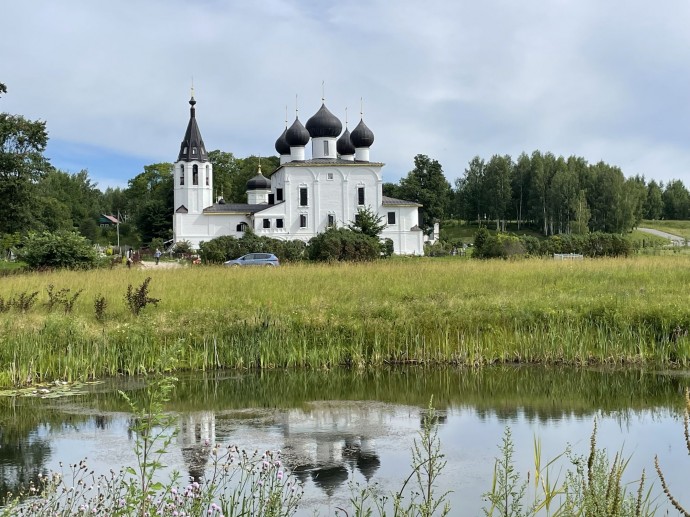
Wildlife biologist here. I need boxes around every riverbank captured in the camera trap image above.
[1,255,690,387]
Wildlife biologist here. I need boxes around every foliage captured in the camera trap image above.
[0,105,50,235]
[473,231,526,260]
[472,230,633,259]
[34,169,103,236]
[10,291,39,313]
[198,233,306,264]
[483,423,653,517]
[1,375,303,516]
[125,277,160,316]
[349,205,387,238]
[557,421,652,516]
[126,163,174,244]
[172,239,193,258]
[343,398,450,517]
[17,230,98,270]
[381,238,394,258]
[45,285,82,314]
[93,294,108,322]
[655,388,690,516]
[397,154,452,232]
[306,227,381,262]
[455,151,668,237]
[482,427,529,516]
[5,257,690,387]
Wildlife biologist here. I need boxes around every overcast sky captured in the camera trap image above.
[2,0,689,191]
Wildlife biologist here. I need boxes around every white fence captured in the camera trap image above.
[553,253,584,260]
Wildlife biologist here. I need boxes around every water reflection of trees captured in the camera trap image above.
[0,398,102,504]
[2,366,689,502]
[163,367,690,422]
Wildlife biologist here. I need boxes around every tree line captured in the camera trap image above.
[4,79,690,258]
[386,152,690,236]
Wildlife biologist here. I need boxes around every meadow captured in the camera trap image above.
[641,219,690,241]
[1,255,690,388]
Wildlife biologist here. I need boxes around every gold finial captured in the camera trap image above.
[360,97,363,119]
[321,81,325,103]
[258,156,262,174]
[295,94,299,117]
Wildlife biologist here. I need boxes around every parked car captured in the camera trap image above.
[224,253,280,267]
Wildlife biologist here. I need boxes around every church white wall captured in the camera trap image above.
[173,161,423,255]
[174,212,250,249]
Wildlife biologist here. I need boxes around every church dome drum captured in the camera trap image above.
[306,104,342,138]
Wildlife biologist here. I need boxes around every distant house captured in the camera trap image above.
[172,94,425,255]
[98,214,120,228]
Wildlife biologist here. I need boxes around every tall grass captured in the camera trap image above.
[1,256,690,387]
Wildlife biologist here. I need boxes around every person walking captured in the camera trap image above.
[154,248,161,265]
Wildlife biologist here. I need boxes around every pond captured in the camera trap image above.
[1,367,689,515]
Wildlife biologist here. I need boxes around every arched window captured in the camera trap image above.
[193,164,199,186]
[236,222,248,232]
[179,165,184,186]
[205,165,210,186]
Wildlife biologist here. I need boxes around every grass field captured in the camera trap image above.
[1,255,690,388]
[640,219,690,241]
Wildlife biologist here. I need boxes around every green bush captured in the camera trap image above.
[306,227,381,262]
[198,233,306,264]
[473,229,525,259]
[17,231,98,270]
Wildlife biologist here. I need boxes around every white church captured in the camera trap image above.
[172,94,424,255]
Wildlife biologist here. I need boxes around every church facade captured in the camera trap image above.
[172,95,424,255]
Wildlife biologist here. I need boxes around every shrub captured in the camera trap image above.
[381,238,394,258]
[473,230,526,259]
[17,231,98,270]
[199,233,306,264]
[125,277,160,316]
[307,227,381,262]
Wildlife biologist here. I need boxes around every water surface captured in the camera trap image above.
[1,367,689,515]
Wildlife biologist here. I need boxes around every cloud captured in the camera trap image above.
[2,0,689,189]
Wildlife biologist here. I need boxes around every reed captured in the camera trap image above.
[1,256,690,387]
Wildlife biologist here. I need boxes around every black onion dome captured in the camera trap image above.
[306,104,342,138]
[285,117,310,147]
[350,118,375,148]
[246,172,271,191]
[275,128,290,155]
[337,128,356,156]
[178,96,208,162]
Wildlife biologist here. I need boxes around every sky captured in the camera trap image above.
[2,0,689,191]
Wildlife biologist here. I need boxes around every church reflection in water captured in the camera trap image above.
[174,403,414,497]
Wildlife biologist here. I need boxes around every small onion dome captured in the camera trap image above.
[275,128,290,155]
[285,117,310,147]
[246,171,271,191]
[337,128,355,156]
[306,104,342,138]
[350,119,375,148]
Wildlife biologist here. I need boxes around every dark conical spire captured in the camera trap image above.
[178,92,208,162]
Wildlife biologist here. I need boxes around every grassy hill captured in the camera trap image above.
[640,219,690,241]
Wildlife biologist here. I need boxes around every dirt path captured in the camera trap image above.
[138,260,185,269]
[637,227,686,245]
